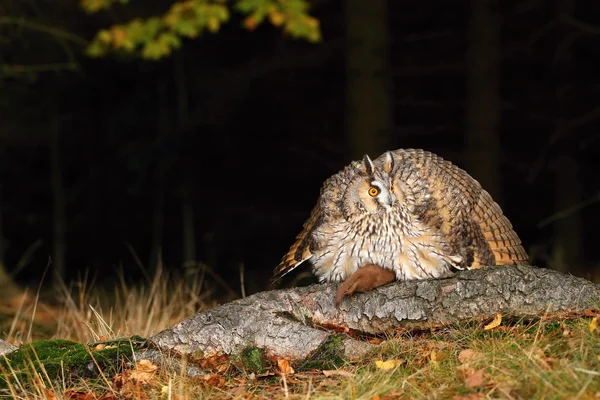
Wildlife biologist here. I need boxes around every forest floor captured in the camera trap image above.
[1,264,600,400]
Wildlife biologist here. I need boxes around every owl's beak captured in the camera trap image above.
[381,192,394,208]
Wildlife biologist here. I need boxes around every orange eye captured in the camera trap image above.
[368,186,380,197]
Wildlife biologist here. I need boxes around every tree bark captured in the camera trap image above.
[150,265,600,362]
[174,50,197,268]
[344,0,391,159]
[148,82,168,272]
[464,0,503,202]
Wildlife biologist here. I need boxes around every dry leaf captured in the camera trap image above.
[458,349,484,364]
[532,347,554,371]
[452,394,485,400]
[484,313,502,330]
[93,343,106,350]
[129,359,158,384]
[429,350,447,362]
[464,368,485,388]
[43,389,57,400]
[65,389,95,400]
[375,359,403,370]
[202,374,226,388]
[589,317,598,333]
[277,359,295,375]
[322,369,354,378]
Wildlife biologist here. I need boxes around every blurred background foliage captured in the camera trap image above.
[1,0,599,300]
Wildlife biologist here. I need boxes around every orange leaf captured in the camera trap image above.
[202,374,226,388]
[458,349,484,364]
[244,16,258,31]
[65,389,96,400]
[464,368,485,388]
[277,359,295,375]
[484,312,502,330]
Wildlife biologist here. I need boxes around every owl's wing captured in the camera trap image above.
[270,202,323,286]
[385,149,528,269]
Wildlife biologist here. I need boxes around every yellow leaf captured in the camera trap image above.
[589,316,598,333]
[207,17,220,33]
[375,359,403,370]
[269,11,285,27]
[484,312,502,330]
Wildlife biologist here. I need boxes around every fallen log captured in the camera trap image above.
[150,265,600,363]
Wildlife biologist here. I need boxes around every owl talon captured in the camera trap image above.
[334,264,396,308]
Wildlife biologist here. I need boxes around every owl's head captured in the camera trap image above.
[343,152,396,217]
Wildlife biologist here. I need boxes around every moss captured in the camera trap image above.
[240,347,269,374]
[298,334,346,371]
[0,338,138,390]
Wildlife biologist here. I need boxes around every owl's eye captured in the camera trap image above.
[368,186,380,197]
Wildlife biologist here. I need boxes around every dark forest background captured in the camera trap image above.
[1,0,600,299]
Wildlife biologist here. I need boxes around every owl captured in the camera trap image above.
[271,148,529,306]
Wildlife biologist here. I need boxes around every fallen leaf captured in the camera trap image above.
[484,313,502,330]
[202,373,226,388]
[277,359,295,375]
[532,347,554,371]
[429,350,447,362]
[375,359,403,370]
[43,388,57,400]
[589,317,598,333]
[322,369,354,378]
[93,343,106,350]
[464,368,485,388]
[452,394,485,400]
[65,389,95,400]
[458,349,484,364]
[129,359,158,384]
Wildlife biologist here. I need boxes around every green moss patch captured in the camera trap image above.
[0,338,137,390]
[298,334,346,371]
[240,347,270,374]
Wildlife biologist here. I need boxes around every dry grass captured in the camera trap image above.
[1,264,600,399]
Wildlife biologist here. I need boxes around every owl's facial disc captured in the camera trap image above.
[368,180,394,209]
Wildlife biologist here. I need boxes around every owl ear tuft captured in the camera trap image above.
[381,151,395,173]
[362,154,375,175]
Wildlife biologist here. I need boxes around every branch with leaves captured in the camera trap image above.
[81,0,321,60]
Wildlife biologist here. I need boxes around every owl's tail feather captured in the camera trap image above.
[270,204,320,287]
[473,190,529,266]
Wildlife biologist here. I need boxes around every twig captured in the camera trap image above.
[560,15,600,35]
[1,63,78,76]
[537,193,600,228]
[0,17,88,45]
[527,106,600,183]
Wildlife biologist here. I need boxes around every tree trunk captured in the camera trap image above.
[148,82,168,272]
[174,50,197,268]
[150,265,600,362]
[549,156,583,273]
[548,0,582,275]
[464,0,502,202]
[0,182,4,270]
[0,181,22,300]
[344,0,391,160]
[49,114,66,285]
